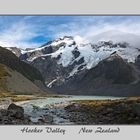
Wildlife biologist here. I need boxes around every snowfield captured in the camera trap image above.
[7,36,140,85]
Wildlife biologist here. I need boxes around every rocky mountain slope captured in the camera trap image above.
[57,54,140,96]
[0,47,47,94]
[5,36,140,96]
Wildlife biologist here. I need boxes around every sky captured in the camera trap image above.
[0,16,140,48]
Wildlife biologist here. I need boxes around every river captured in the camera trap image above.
[15,95,124,125]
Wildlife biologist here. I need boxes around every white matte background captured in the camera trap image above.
[0,0,139,14]
[0,0,140,139]
[0,125,140,140]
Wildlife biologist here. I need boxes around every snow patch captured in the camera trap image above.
[74,35,89,45]
[51,37,74,46]
[47,79,57,88]
[19,36,140,77]
[57,45,75,67]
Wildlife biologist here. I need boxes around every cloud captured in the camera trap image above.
[50,16,140,48]
[0,17,41,48]
[82,20,140,48]
[0,16,140,48]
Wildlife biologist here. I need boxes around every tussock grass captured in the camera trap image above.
[0,92,13,98]
[71,97,140,111]
[0,92,39,102]
[0,64,10,90]
[0,47,43,82]
[11,96,36,102]
[0,64,9,78]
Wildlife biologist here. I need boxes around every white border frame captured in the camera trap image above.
[0,0,140,139]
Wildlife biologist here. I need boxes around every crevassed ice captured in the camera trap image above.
[57,45,75,67]
[51,42,139,77]
[23,36,140,77]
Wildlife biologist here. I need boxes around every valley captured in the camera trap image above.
[0,93,125,125]
[1,93,140,125]
[1,34,140,125]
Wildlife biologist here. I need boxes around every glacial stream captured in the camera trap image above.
[15,95,123,125]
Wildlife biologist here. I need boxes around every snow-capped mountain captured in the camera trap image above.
[0,46,47,94]
[20,36,140,65]
[5,36,140,96]
[19,36,75,61]
[6,47,23,57]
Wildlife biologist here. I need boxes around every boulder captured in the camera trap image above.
[7,103,24,119]
[132,103,140,116]
[40,115,53,123]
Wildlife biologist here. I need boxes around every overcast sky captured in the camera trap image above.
[0,16,140,48]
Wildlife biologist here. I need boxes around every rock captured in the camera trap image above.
[60,115,69,119]
[132,103,140,116]
[3,119,10,124]
[106,108,114,112]
[8,103,24,112]
[65,103,81,111]
[40,115,53,123]
[0,104,33,124]
[42,108,49,111]
[7,103,24,119]
[0,112,2,117]
[0,109,8,116]
[72,48,80,59]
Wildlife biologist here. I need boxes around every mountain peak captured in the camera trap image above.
[106,53,122,61]
[2,37,140,96]
[63,36,73,40]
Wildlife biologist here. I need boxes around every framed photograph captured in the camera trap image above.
[0,0,140,139]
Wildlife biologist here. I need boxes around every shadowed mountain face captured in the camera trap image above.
[77,54,136,86]
[0,47,43,82]
[54,54,140,96]
[0,47,48,94]
[4,36,140,96]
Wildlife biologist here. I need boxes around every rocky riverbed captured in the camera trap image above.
[1,95,140,125]
[65,97,140,124]
[0,103,33,124]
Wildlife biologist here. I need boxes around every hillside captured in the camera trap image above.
[0,47,46,94]
[16,37,140,96]
[0,64,43,94]
[4,36,140,96]
[0,46,43,82]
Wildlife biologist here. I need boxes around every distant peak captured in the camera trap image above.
[63,36,73,40]
[107,53,122,61]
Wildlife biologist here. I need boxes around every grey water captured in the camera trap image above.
[16,95,124,124]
